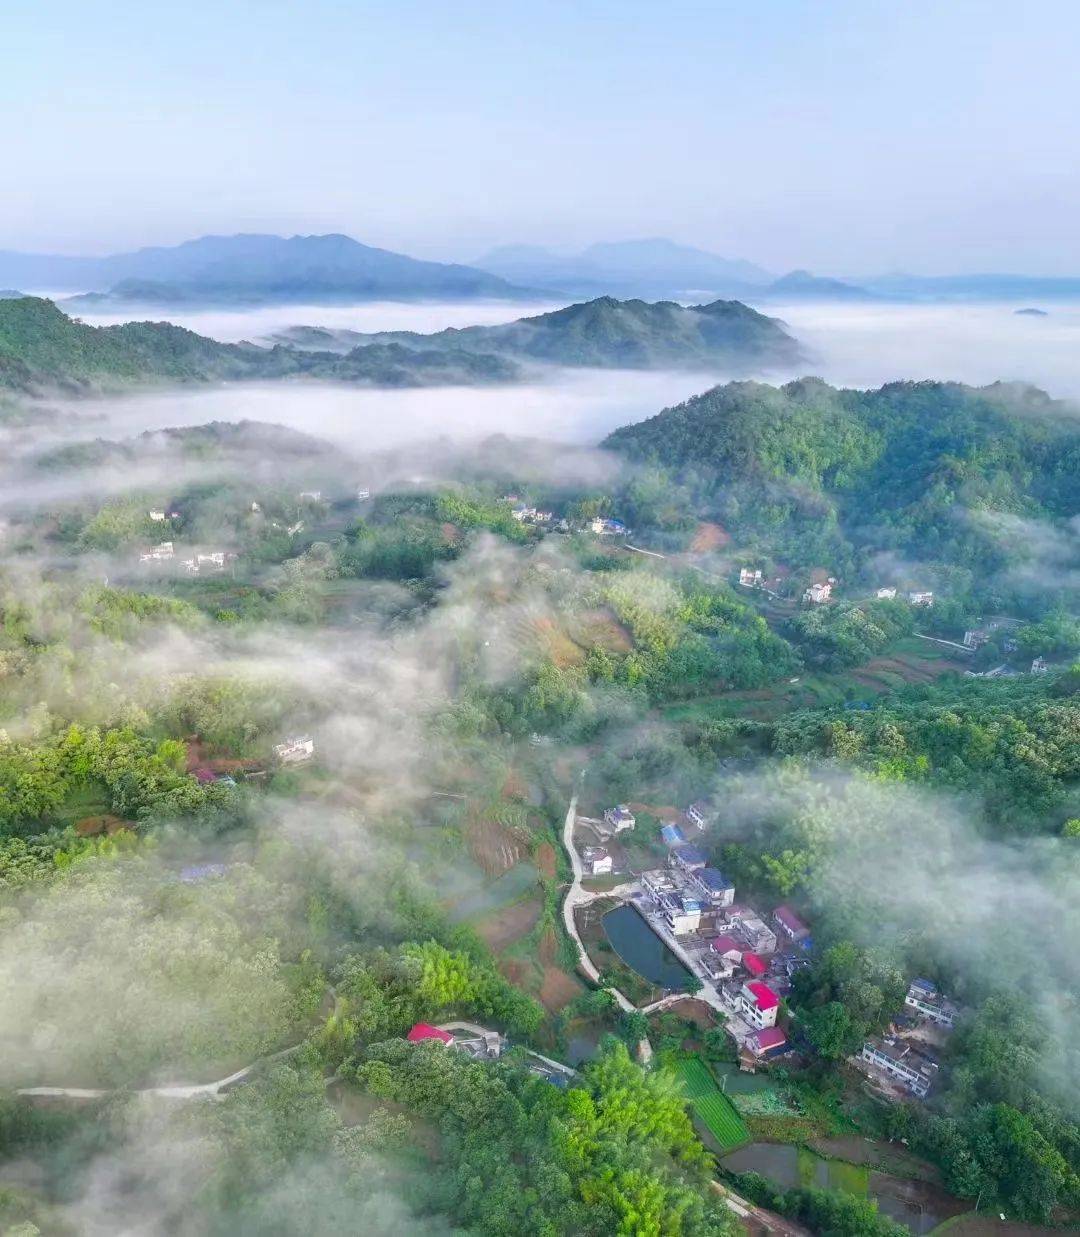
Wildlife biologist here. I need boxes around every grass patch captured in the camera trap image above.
[673,1056,750,1151]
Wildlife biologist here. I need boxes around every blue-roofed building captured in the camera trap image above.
[689,866,735,906]
[670,844,707,872]
[660,823,686,847]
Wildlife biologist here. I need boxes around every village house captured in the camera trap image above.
[660,823,687,847]
[908,590,934,606]
[407,1023,455,1047]
[273,735,315,764]
[641,869,702,935]
[689,867,735,907]
[725,906,778,954]
[747,1026,787,1058]
[1031,656,1049,674]
[739,567,764,588]
[684,801,713,830]
[590,516,628,536]
[739,980,780,1030]
[858,1036,937,1098]
[149,508,167,522]
[876,587,897,600]
[139,541,175,563]
[670,843,707,873]
[710,934,744,966]
[904,978,959,1029]
[603,804,636,833]
[356,487,371,501]
[803,580,833,604]
[582,846,613,876]
[774,905,811,945]
[299,490,322,502]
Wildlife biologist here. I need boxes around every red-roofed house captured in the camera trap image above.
[407,1023,455,1046]
[774,905,810,943]
[742,952,767,978]
[739,981,780,1029]
[710,935,743,961]
[748,1026,787,1057]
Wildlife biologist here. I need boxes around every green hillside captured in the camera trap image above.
[0,296,518,392]
[275,295,803,371]
[603,376,1080,570]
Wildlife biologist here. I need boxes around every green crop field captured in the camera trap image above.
[674,1057,749,1151]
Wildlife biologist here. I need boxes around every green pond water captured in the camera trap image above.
[601,904,692,989]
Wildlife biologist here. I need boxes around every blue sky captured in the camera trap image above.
[4,1,1076,273]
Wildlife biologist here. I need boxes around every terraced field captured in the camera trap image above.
[674,1057,749,1151]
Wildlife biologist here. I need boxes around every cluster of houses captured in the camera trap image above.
[406,1022,505,1061]
[273,735,315,764]
[852,978,959,1100]
[510,504,555,526]
[137,541,234,575]
[877,586,934,605]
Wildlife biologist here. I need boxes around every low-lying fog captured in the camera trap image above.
[71,298,565,343]
[49,297,1080,455]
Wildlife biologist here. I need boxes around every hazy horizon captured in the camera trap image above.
[5,2,1079,275]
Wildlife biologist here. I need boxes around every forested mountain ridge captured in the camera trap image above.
[273,295,803,371]
[0,297,518,392]
[603,377,1080,569]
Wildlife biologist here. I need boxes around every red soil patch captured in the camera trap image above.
[500,959,529,988]
[476,894,543,952]
[690,521,731,553]
[74,814,132,837]
[539,965,584,1013]
[535,842,557,880]
[538,924,558,966]
[532,616,586,670]
[665,998,717,1029]
[440,521,461,544]
[572,609,634,655]
[466,816,529,876]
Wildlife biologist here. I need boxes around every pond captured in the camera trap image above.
[601,904,693,990]
[722,1142,959,1235]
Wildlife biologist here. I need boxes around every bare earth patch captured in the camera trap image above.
[540,966,584,1013]
[689,521,731,553]
[535,841,557,880]
[475,893,544,952]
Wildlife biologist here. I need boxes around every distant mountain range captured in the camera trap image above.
[0,234,539,307]
[269,295,803,372]
[472,238,774,300]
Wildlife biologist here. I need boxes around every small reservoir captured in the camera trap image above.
[601,904,692,989]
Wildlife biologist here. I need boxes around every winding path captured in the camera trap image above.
[559,775,653,1063]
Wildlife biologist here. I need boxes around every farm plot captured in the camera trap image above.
[674,1057,749,1151]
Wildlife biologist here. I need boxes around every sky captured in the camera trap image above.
[4,1,1078,274]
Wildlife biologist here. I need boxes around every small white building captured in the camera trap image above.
[299,490,323,502]
[273,736,315,764]
[876,587,897,600]
[804,581,833,604]
[139,541,175,563]
[858,1037,937,1098]
[1031,656,1049,674]
[908,591,934,607]
[603,805,636,833]
[149,509,167,522]
[739,568,764,588]
[356,488,371,502]
[904,979,959,1029]
[582,846,613,876]
[684,801,713,830]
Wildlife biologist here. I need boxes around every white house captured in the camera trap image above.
[739,981,780,1029]
[149,509,167,522]
[603,805,636,832]
[356,488,371,502]
[804,581,832,604]
[904,979,959,1029]
[876,587,897,600]
[1031,656,1049,674]
[273,736,315,764]
[684,801,713,830]
[581,846,613,876]
[739,568,764,588]
[139,541,175,563]
[299,490,322,502]
[908,591,934,607]
[859,1037,937,1098]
